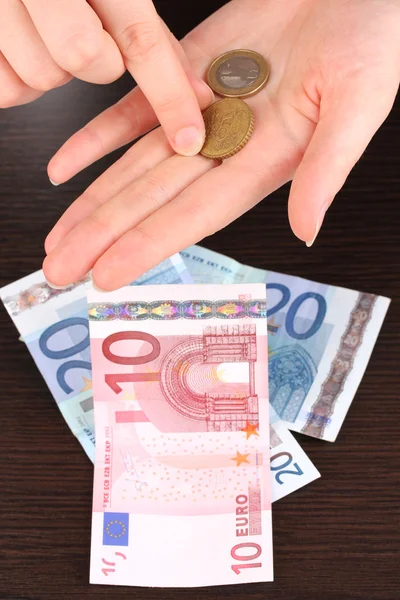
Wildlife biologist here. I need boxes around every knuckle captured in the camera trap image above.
[87,211,116,242]
[139,172,169,207]
[114,98,142,139]
[119,21,160,62]
[134,225,164,258]
[79,124,106,158]
[61,31,102,73]
[155,90,183,113]
[78,185,104,214]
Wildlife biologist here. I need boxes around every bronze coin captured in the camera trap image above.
[200,98,254,160]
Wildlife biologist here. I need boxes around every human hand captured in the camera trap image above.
[44,0,400,290]
[0,0,211,156]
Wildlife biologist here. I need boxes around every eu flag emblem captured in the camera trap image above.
[103,512,129,546]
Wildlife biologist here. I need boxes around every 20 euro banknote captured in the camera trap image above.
[181,245,390,441]
[0,255,192,457]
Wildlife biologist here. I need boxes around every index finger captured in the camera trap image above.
[90,0,206,156]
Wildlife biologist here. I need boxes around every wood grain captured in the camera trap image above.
[0,1,399,598]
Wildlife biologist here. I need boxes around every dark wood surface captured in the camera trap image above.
[0,2,399,599]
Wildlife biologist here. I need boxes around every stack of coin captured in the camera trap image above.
[200,50,269,160]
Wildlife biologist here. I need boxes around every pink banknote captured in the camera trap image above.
[88,284,273,587]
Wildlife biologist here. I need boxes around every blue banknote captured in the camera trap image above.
[181,245,390,441]
[1,255,192,460]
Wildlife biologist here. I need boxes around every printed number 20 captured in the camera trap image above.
[270,451,303,485]
[39,317,91,394]
[267,284,327,340]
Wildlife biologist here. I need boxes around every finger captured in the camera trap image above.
[21,0,124,84]
[0,0,70,92]
[43,154,215,286]
[160,18,209,80]
[91,128,294,290]
[47,70,213,184]
[48,27,213,184]
[90,0,206,155]
[45,127,174,253]
[288,75,398,245]
[0,52,43,107]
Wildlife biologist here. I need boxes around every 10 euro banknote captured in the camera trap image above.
[1,257,320,503]
[88,283,273,587]
[181,246,390,442]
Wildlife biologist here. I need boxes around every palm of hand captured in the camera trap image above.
[44,0,400,290]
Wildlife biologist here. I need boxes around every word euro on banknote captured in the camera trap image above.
[88,284,273,587]
[181,245,390,442]
[0,255,192,459]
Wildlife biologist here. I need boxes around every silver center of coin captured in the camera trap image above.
[216,57,260,89]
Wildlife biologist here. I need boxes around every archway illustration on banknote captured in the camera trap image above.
[158,325,259,432]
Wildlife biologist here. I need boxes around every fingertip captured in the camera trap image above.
[287,185,314,243]
[288,188,331,245]
[92,263,118,292]
[44,230,58,255]
[288,212,312,243]
[45,278,69,290]
[92,281,109,293]
[172,125,205,157]
[43,248,80,288]
[92,244,139,291]
[42,254,65,288]
[288,206,319,245]
[48,156,67,187]
[49,123,100,185]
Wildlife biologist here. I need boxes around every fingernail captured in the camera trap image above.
[306,202,330,247]
[49,178,60,186]
[173,126,204,157]
[45,278,68,290]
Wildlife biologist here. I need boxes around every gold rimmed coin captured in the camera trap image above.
[200,98,254,160]
[207,49,269,98]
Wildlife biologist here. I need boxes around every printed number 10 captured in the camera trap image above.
[231,542,262,575]
[102,331,161,394]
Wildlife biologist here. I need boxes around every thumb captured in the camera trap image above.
[288,74,398,245]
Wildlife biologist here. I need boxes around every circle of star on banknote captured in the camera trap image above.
[200,97,254,160]
[207,49,269,98]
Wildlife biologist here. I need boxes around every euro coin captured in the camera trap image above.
[200,98,254,160]
[207,49,269,98]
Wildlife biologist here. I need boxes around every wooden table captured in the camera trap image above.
[0,1,399,599]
